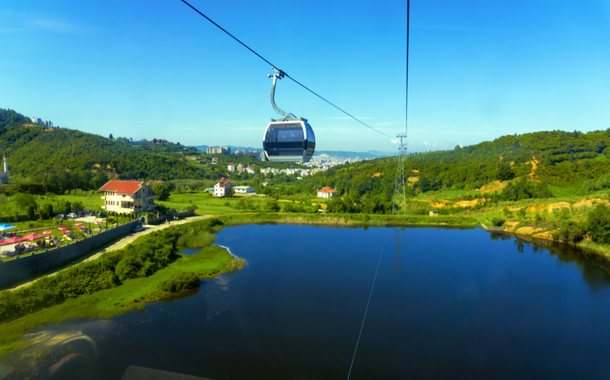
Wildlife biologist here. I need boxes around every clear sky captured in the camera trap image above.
[1,1,609,153]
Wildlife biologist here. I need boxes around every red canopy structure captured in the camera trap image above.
[22,233,47,241]
[77,225,85,229]
[0,237,27,246]
[43,230,52,234]
[58,227,66,230]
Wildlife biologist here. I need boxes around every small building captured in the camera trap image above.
[237,164,244,174]
[246,166,256,175]
[429,210,439,217]
[234,186,254,194]
[317,186,338,198]
[213,180,232,197]
[204,187,214,193]
[211,157,219,163]
[228,163,235,172]
[100,180,157,214]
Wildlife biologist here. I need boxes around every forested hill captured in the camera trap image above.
[304,129,610,199]
[0,108,222,192]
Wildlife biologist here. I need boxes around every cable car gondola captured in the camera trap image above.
[262,68,315,163]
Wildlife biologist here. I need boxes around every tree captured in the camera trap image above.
[14,193,36,211]
[496,163,515,181]
[153,183,172,201]
[109,133,114,140]
[586,204,610,244]
[45,203,54,219]
[26,205,35,220]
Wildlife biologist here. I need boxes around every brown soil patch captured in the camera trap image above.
[547,202,571,213]
[515,226,543,235]
[573,198,609,209]
[476,180,508,193]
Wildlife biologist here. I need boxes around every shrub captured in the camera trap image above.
[586,204,610,244]
[490,217,505,227]
[552,220,585,243]
[157,272,200,293]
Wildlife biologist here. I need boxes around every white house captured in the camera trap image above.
[100,181,157,214]
[234,186,254,194]
[213,180,232,197]
[228,163,235,172]
[246,167,256,175]
[317,186,338,198]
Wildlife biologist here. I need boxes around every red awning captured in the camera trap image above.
[22,233,47,241]
[0,237,27,246]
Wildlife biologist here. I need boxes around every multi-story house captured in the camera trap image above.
[213,180,232,197]
[100,181,157,214]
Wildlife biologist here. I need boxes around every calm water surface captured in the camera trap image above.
[9,225,610,379]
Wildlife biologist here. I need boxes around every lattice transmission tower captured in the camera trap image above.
[392,134,407,272]
[392,134,407,215]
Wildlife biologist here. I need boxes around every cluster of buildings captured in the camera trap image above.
[234,149,260,158]
[228,163,257,175]
[209,178,255,197]
[206,146,231,154]
[29,117,53,127]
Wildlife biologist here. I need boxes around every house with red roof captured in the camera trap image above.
[317,186,338,199]
[100,180,157,214]
[213,180,232,197]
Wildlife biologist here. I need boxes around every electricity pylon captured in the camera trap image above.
[392,134,407,271]
[392,134,407,215]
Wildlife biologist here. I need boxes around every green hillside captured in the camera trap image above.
[0,108,226,193]
[272,128,610,203]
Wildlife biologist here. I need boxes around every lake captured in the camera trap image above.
[6,224,610,379]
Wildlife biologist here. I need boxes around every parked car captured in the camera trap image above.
[132,225,144,233]
[67,213,78,219]
[97,212,107,218]
[53,214,65,219]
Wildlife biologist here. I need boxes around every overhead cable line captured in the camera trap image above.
[346,1,410,379]
[178,0,390,137]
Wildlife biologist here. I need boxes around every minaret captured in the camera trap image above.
[3,151,7,173]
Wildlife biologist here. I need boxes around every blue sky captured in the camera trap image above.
[1,1,609,153]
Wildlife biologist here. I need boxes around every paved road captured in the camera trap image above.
[9,215,213,290]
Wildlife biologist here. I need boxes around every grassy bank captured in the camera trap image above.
[207,212,479,229]
[0,245,242,355]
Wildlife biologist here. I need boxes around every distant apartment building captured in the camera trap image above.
[100,181,157,214]
[235,149,260,158]
[30,117,42,124]
[206,146,231,154]
[43,121,53,127]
